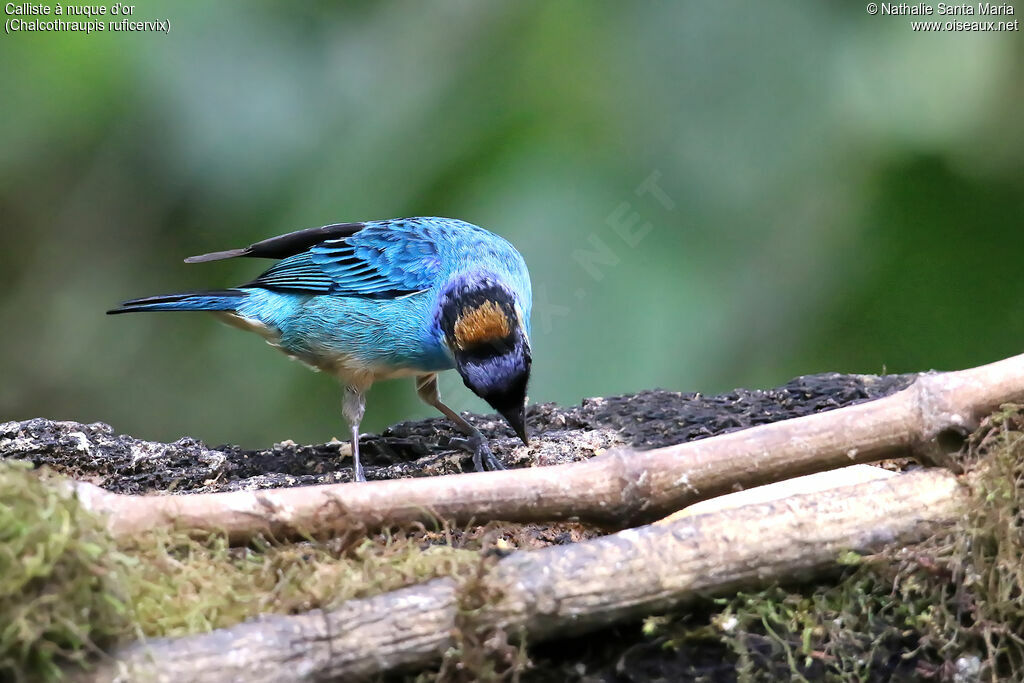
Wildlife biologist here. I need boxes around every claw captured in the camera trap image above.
[452,433,505,472]
[476,442,506,472]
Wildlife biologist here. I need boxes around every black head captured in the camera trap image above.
[438,277,531,444]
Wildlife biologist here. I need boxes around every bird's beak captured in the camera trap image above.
[499,405,530,445]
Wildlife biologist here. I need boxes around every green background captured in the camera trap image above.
[1,2,1022,447]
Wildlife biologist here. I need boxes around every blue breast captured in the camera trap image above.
[236,288,454,373]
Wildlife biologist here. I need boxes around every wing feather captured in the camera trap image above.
[213,218,451,298]
[184,222,365,263]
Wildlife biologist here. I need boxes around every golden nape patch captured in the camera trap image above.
[453,301,511,349]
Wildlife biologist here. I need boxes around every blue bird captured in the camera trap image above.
[108,217,533,482]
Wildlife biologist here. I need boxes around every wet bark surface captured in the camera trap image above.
[1,372,912,496]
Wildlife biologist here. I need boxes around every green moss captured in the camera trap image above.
[434,547,528,683]
[0,462,484,680]
[0,461,131,681]
[710,572,936,681]
[121,528,479,639]
[643,405,1024,682]
[922,404,1024,677]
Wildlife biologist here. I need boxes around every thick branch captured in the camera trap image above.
[93,469,965,681]
[68,353,1024,541]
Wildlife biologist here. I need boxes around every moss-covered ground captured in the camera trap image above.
[0,460,594,681]
[588,405,1024,682]
[2,398,1023,681]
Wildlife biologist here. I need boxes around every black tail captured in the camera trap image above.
[106,289,247,315]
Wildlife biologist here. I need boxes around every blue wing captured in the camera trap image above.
[188,219,451,299]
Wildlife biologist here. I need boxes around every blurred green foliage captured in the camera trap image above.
[1,2,1022,447]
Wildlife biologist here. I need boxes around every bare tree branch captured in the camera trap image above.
[66,353,1024,542]
[91,469,965,682]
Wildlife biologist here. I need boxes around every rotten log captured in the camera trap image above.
[92,468,966,682]
[58,353,1024,542]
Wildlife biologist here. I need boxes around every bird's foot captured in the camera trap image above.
[353,462,366,483]
[452,432,505,472]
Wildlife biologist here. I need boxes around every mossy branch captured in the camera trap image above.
[93,469,966,681]
[67,352,1024,543]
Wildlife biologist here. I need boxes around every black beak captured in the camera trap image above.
[498,404,529,445]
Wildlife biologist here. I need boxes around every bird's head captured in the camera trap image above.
[438,276,531,444]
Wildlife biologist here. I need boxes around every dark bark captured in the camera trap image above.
[1,373,911,495]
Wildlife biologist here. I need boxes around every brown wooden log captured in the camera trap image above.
[91,469,966,682]
[71,353,1024,542]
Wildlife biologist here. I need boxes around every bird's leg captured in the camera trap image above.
[415,374,505,472]
[342,385,367,482]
